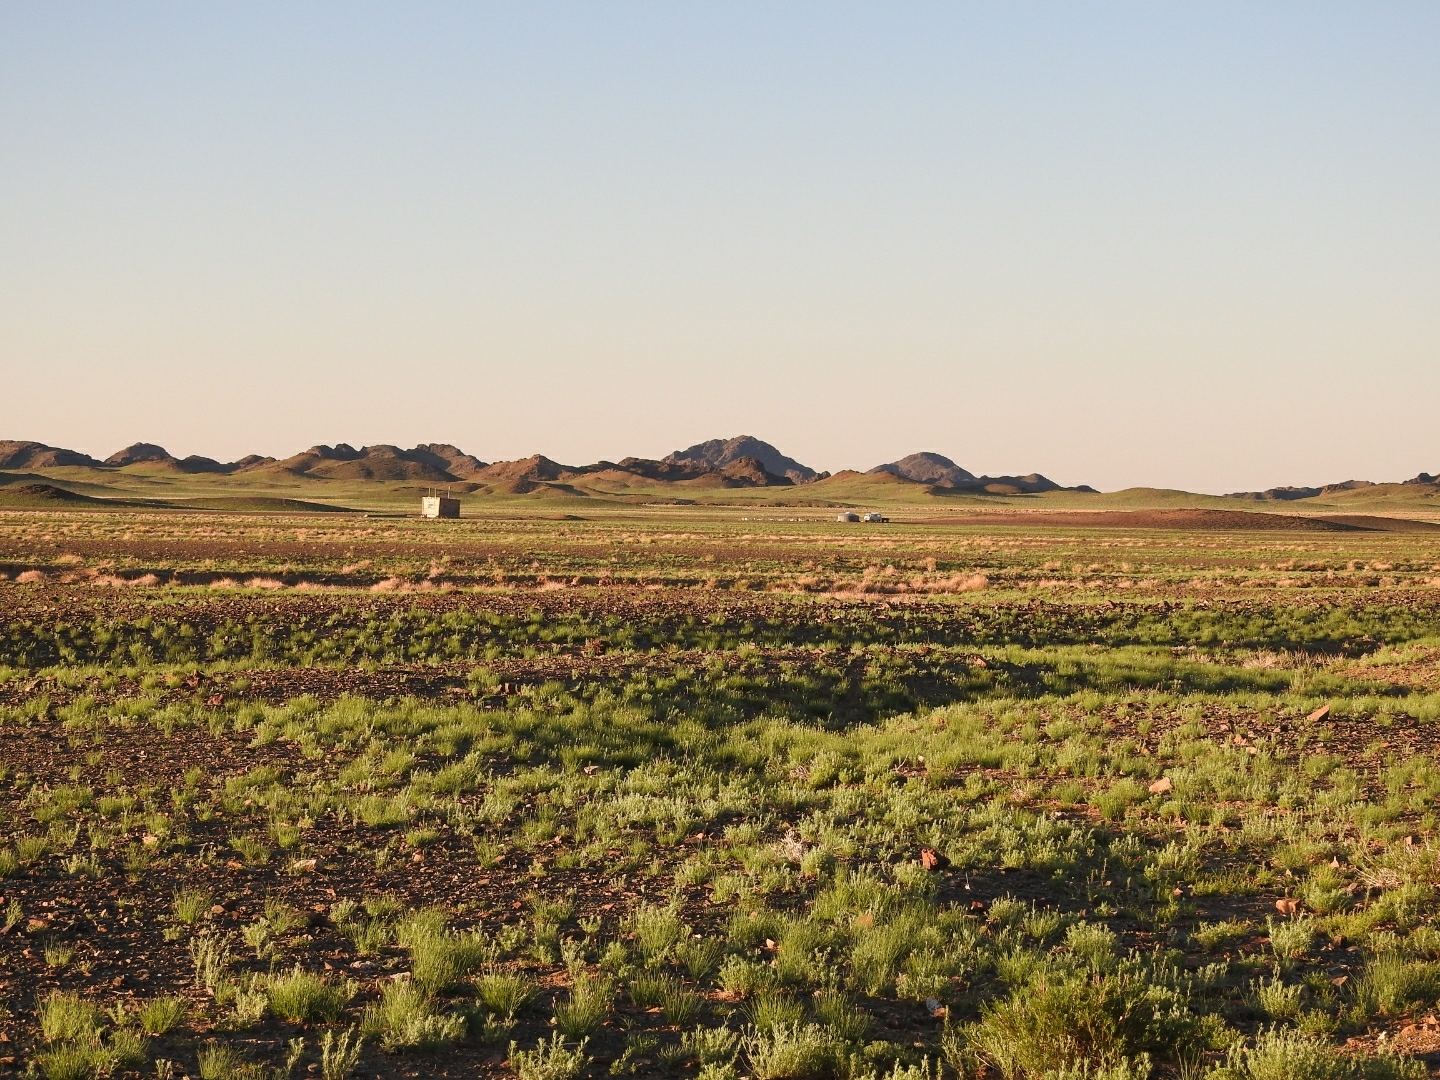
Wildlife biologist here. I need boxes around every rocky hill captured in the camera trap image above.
[271,444,486,482]
[870,452,1087,494]
[870,452,976,486]
[664,436,822,483]
[0,441,103,470]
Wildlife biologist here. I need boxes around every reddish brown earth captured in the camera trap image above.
[910,509,1440,532]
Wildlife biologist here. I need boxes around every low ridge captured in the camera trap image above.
[104,442,277,474]
[271,444,484,482]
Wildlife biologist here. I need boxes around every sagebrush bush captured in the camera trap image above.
[508,1033,589,1080]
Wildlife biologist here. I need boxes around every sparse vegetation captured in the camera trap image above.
[3,508,1440,1079]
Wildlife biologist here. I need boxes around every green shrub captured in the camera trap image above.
[1211,1027,1426,1080]
[360,981,465,1052]
[629,971,678,1009]
[35,1044,102,1080]
[407,928,491,993]
[172,888,213,925]
[319,1026,364,1080]
[965,963,1189,1078]
[553,975,612,1038]
[661,982,704,1027]
[677,937,727,982]
[267,966,354,1023]
[1254,976,1303,1021]
[1348,953,1440,1021]
[16,836,51,865]
[1092,780,1146,822]
[508,1033,589,1080]
[1065,922,1118,970]
[476,972,536,1019]
[810,992,871,1043]
[38,992,103,1044]
[229,835,271,865]
[745,992,805,1034]
[137,996,187,1035]
[190,933,232,992]
[626,904,685,966]
[718,955,776,996]
[681,1027,740,1066]
[1193,920,1252,951]
[742,1022,843,1080]
[196,1045,244,1080]
[1267,915,1315,965]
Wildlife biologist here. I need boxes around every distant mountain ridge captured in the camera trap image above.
[12,434,1431,500]
[0,438,819,491]
[1225,476,1439,501]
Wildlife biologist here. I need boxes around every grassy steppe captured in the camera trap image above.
[2,509,1440,1080]
[7,462,1440,518]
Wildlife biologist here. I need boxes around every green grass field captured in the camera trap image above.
[3,507,1440,1080]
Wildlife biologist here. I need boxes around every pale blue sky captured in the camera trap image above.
[1,3,1436,492]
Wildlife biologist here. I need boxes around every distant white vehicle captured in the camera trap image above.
[862,512,886,523]
[836,512,860,522]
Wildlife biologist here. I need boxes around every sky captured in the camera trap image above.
[1,3,1437,494]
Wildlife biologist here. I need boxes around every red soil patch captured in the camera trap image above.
[909,509,1439,532]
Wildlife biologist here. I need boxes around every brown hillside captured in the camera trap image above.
[665,436,819,483]
[0,441,103,470]
[473,455,575,483]
[271,444,465,482]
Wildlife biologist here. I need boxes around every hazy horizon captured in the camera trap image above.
[3,4,1437,494]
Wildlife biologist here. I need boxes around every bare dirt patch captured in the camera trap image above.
[910,508,1440,532]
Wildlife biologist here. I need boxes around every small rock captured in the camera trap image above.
[1148,777,1172,795]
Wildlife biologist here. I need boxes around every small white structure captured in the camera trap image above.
[862,512,886,523]
[421,496,460,519]
[837,512,860,523]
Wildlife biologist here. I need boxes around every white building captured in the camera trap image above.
[421,496,460,519]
